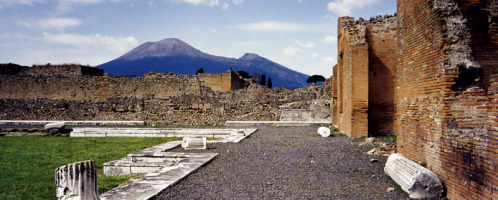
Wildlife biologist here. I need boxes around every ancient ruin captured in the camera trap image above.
[332,0,497,199]
[0,64,331,126]
[332,15,397,137]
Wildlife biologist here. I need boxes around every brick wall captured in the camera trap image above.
[198,69,245,92]
[396,0,497,199]
[332,16,397,137]
[366,16,398,136]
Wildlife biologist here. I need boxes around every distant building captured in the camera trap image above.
[198,69,246,92]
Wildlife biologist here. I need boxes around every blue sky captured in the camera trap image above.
[0,0,396,77]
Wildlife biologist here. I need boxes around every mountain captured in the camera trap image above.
[97,38,309,89]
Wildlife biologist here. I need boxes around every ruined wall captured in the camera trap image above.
[107,74,201,99]
[396,0,497,199]
[366,16,398,136]
[198,70,245,92]
[0,73,201,100]
[0,84,304,125]
[0,64,103,77]
[0,76,99,100]
[333,16,397,137]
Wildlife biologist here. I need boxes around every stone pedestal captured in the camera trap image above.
[55,160,100,200]
[182,137,207,150]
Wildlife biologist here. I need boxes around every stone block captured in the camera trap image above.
[55,160,100,200]
[45,122,66,130]
[384,153,442,199]
[182,137,206,150]
[317,127,331,137]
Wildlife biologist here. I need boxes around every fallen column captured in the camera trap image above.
[384,153,442,199]
[317,127,331,137]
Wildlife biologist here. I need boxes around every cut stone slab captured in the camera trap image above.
[384,153,443,199]
[317,127,331,137]
[71,128,257,143]
[100,153,218,200]
[104,141,182,176]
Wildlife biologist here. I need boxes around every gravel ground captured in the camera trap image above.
[153,126,406,199]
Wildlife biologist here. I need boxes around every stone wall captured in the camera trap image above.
[395,0,497,199]
[0,64,103,77]
[332,16,397,137]
[0,81,326,125]
[0,72,202,100]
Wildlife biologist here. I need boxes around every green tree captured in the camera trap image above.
[306,75,326,85]
[260,74,266,86]
[196,68,204,75]
[267,76,272,89]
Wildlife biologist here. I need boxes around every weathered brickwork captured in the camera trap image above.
[395,0,497,199]
[332,16,397,137]
[366,16,398,136]
[332,1,496,198]
[198,69,246,92]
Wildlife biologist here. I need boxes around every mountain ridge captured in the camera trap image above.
[97,38,309,89]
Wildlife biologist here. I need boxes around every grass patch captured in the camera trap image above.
[376,135,397,142]
[331,127,340,133]
[0,136,181,200]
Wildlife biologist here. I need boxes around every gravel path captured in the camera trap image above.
[153,126,406,199]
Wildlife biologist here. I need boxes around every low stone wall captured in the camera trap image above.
[0,86,296,125]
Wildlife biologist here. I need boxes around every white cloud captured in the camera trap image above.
[39,18,81,29]
[321,56,336,65]
[237,21,307,31]
[56,0,128,12]
[296,40,314,48]
[42,32,139,53]
[179,0,219,6]
[327,0,382,16]
[232,0,243,5]
[297,0,302,2]
[311,53,319,58]
[65,0,103,3]
[323,35,337,44]
[0,0,43,8]
[282,47,302,56]
[222,2,228,10]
